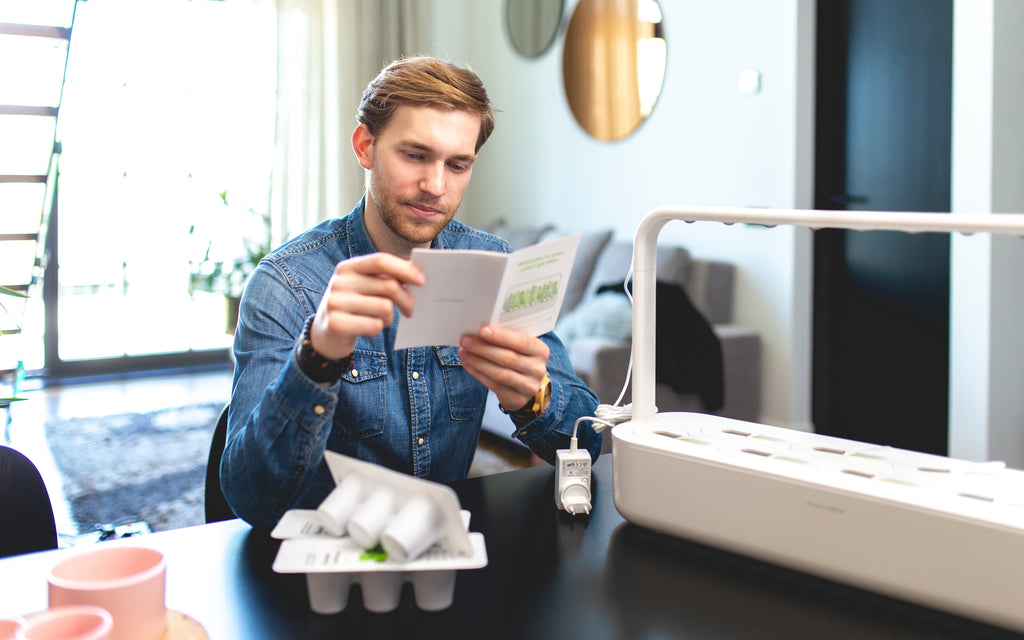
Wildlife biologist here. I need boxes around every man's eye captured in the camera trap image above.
[448,162,468,172]
[406,152,424,160]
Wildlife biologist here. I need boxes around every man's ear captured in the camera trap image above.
[352,123,374,170]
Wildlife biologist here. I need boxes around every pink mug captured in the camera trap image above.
[0,617,26,640]
[16,606,112,640]
[47,546,166,640]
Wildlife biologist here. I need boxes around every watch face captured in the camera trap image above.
[534,375,552,415]
[506,375,552,420]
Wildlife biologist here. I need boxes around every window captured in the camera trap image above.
[50,0,276,370]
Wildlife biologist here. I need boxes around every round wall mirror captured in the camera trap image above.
[562,0,666,141]
[506,0,565,59]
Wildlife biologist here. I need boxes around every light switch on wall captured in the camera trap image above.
[738,69,762,95]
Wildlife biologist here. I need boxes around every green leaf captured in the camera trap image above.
[358,543,388,562]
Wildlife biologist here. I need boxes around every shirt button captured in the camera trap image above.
[313,405,325,415]
[351,369,359,377]
[412,371,420,380]
[417,438,424,446]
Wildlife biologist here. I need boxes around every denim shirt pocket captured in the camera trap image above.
[332,349,387,441]
[435,346,486,421]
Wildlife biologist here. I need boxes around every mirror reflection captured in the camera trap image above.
[562,0,666,141]
[506,0,564,59]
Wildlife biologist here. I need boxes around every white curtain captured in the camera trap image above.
[271,0,425,242]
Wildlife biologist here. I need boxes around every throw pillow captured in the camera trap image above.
[555,290,633,342]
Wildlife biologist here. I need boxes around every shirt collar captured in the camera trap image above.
[345,196,379,259]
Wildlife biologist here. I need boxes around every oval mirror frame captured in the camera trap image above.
[506,0,565,59]
[562,0,667,141]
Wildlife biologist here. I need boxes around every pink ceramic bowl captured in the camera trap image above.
[47,547,165,640]
[16,606,112,640]
[0,617,26,640]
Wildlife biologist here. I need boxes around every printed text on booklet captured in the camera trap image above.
[394,234,580,349]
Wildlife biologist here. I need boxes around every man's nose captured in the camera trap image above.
[419,162,446,197]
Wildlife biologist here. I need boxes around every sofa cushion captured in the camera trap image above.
[582,241,691,305]
[558,228,613,314]
[594,281,723,411]
[487,220,555,250]
[685,259,735,324]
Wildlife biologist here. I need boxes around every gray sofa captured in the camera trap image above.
[479,223,762,452]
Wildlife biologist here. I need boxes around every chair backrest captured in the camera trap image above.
[0,445,58,557]
[204,405,235,523]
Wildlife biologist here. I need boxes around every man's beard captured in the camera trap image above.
[368,170,457,247]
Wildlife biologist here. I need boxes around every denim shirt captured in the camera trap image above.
[221,199,602,527]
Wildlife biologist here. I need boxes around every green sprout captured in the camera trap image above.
[359,543,388,563]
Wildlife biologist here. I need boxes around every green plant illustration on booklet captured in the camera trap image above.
[502,278,560,313]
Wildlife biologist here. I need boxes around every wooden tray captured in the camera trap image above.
[163,610,208,640]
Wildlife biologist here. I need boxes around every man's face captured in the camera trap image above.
[357,105,481,255]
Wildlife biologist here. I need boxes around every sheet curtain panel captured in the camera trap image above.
[270,0,425,241]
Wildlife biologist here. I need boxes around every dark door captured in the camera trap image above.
[813,0,953,454]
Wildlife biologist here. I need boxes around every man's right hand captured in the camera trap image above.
[310,253,425,360]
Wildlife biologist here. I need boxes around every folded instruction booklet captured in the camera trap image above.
[393,233,581,349]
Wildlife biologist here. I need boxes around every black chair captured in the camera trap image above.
[204,405,235,523]
[0,445,58,557]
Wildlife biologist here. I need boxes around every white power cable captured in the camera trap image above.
[558,260,643,516]
[569,257,643,444]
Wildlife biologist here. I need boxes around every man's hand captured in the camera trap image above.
[311,253,425,360]
[458,325,550,412]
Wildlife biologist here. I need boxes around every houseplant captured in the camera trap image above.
[188,190,272,334]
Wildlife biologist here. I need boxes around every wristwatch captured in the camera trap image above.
[500,374,551,420]
[295,316,352,384]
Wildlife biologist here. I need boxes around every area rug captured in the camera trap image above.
[46,403,223,535]
[45,403,529,536]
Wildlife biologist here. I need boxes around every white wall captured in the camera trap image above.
[950,0,1024,467]
[418,0,817,428]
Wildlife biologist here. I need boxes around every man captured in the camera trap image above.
[221,57,602,528]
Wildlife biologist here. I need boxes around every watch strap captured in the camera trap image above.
[296,316,352,384]
[499,374,551,420]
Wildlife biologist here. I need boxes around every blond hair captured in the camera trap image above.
[357,56,495,152]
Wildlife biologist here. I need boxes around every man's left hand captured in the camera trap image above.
[458,325,550,413]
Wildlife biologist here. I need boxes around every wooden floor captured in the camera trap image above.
[5,369,235,541]
[4,368,531,542]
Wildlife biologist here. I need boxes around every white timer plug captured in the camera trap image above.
[556,443,592,515]
[556,404,635,516]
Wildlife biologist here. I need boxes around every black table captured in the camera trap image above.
[1,456,1020,639]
